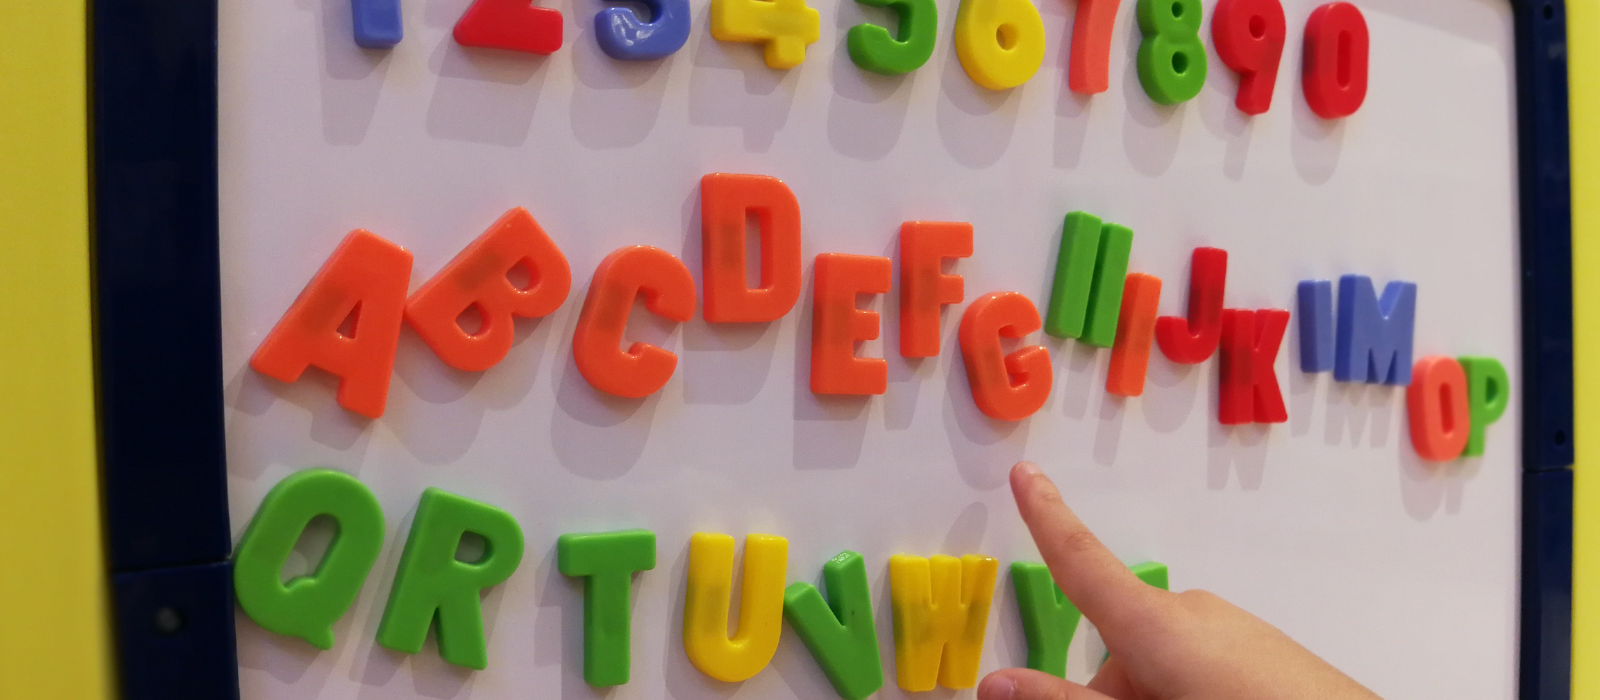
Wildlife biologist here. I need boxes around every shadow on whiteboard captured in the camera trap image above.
[1208,422,1269,490]
[1398,444,1475,521]
[316,0,391,146]
[1120,29,1183,178]
[229,367,376,467]
[936,45,1023,170]
[792,268,872,470]
[942,339,1028,491]
[550,294,670,480]
[687,17,800,152]
[826,27,914,162]
[425,38,550,147]
[570,1,674,150]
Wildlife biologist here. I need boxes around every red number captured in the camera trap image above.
[1067,0,1121,94]
[1211,0,1286,115]
[1302,2,1369,119]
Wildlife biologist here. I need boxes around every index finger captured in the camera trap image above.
[1010,461,1165,630]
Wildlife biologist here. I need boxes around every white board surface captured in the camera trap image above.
[218,0,1523,698]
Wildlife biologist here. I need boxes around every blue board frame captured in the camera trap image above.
[88,1,1575,698]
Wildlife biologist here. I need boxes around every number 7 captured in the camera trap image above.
[1067,0,1120,94]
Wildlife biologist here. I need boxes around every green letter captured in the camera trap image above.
[233,469,384,649]
[1459,356,1510,457]
[1045,211,1132,347]
[376,487,525,670]
[1010,562,1080,677]
[783,551,884,700]
[557,529,657,687]
[847,0,937,75]
[1131,561,1168,590]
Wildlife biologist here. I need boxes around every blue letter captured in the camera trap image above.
[1334,275,1416,385]
[1296,280,1335,373]
[353,0,403,48]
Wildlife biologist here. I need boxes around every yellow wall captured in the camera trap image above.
[1570,0,1598,694]
[0,2,113,699]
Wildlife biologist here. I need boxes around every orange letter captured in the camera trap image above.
[701,173,803,323]
[1106,273,1162,397]
[899,222,973,358]
[1407,356,1470,462]
[811,253,892,395]
[958,292,1051,421]
[250,230,413,419]
[405,208,572,372]
[573,246,697,398]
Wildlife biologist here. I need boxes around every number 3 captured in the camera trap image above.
[1135,0,1207,104]
[954,0,1046,90]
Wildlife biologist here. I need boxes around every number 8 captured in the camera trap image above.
[1135,0,1208,104]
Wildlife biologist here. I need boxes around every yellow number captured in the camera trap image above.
[710,0,821,69]
[954,0,1045,89]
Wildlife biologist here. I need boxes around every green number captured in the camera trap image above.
[847,0,937,75]
[1136,0,1207,104]
[233,469,385,650]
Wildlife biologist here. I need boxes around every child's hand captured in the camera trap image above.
[979,462,1381,700]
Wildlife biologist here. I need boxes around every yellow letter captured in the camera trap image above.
[889,553,999,690]
[684,532,789,682]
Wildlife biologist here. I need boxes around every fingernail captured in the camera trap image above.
[1016,461,1041,477]
[978,675,1016,700]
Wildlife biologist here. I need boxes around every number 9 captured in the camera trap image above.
[954,0,1046,90]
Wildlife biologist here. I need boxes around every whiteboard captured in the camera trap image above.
[218,0,1523,698]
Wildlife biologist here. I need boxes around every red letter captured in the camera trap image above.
[1107,274,1162,397]
[1302,2,1369,119]
[811,253,892,395]
[1212,0,1286,115]
[1155,247,1227,364]
[250,230,413,419]
[1218,308,1289,425]
[899,221,972,358]
[959,292,1052,421]
[1068,0,1121,94]
[573,246,696,398]
[701,173,803,323]
[405,208,571,372]
[1407,356,1470,461]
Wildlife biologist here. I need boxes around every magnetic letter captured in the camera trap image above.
[1107,273,1163,397]
[710,0,821,68]
[1335,275,1417,386]
[1045,211,1132,347]
[233,469,385,650]
[595,0,691,59]
[405,207,571,372]
[1459,356,1510,457]
[684,533,788,682]
[889,554,999,691]
[376,488,526,670]
[1010,561,1080,678]
[1211,0,1286,114]
[960,292,1052,421]
[900,221,973,358]
[701,173,803,323]
[250,230,413,419]
[1218,309,1289,425]
[1407,357,1471,462]
[811,253,893,395]
[558,530,657,687]
[783,551,885,700]
[573,246,697,398]
[1296,280,1335,373]
[1302,2,1369,119]
[454,0,563,54]
[1155,247,1226,364]
[1131,561,1169,590]
[847,0,938,75]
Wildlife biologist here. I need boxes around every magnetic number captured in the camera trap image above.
[709,0,821,69]
[1302,2,1369,119]
[594,0,692,60]
[1211,0,1286,114]
[1135,0,1207,104]
[953,0,1046,90]
[847,0,939,75]
[1066,0,1120,94]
